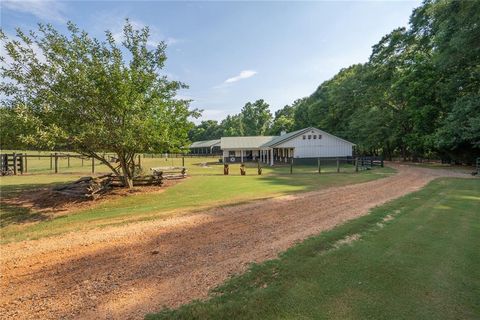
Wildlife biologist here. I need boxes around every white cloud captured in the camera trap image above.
[224,70,257,83]
[2,0,66,23]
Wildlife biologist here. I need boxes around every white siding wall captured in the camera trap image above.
[276,128,353,158]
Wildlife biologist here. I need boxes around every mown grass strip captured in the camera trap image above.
[0,166,394,244]
[147,178,480,320]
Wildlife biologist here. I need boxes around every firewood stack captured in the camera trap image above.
[53,174,115,199]
[53,172,166,200]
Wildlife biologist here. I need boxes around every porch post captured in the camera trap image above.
[240,149,243,163]
[270,148,274,166]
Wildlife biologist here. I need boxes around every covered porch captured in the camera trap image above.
[259,147,294,166]
[222,147,293,165]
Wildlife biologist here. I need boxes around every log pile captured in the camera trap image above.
[53,174,114,199]
[53,171,166,199]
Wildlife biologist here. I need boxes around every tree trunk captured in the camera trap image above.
[119,155,134,188]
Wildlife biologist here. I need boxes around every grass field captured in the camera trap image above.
[0,154,394,243]
[147,178,480,320]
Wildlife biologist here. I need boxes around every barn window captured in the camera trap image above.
[313,135,317,139]
[318,135,322,139]
[308,135,311,139]
[303,135,306,140]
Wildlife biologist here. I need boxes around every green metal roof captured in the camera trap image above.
[221,136,277,149]
[260,128,311,147]
[189,139,220,148]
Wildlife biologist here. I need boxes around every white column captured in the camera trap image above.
[240,149,243,163]
[270,148,274,166]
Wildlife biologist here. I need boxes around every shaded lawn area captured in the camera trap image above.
[408,162,475,174]
[0,162,394,243]
[147,178,480,320]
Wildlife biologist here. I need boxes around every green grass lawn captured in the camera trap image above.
[408,162,475,174]
[0,156,394,243]
[147,178,480,320]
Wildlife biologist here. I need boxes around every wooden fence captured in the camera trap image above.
[1,153,24,175]
[1,152,97,175]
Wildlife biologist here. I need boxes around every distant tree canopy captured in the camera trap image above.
[188,99,273,140]
[0,21,199,187]
[190,0,479,162]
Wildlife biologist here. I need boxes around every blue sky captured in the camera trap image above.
[1,0,421,122]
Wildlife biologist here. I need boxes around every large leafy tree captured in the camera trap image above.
[240,99,272,136]
[188,120,222,141]
[0,21,199,187]
[416,0,480,161]
[270,98,305,135]
[289,0,479,162]
[220,114,244,136]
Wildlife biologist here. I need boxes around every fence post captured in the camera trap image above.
[138,154,141,169]
[50,153,53,170]
[91,157,95,174]
[182,156,185,167]
[336,157,340,173]
[67,155,70,168]
[370,158,373,168]
[81,158,84,167]
[318,158,321,174]
[19,154,23,174]
[13,153,17,175]
[54,152,58,173]
[290,158,293,174]
[381,157,384,167]
[355,157,359,172]
[24,153,28,173]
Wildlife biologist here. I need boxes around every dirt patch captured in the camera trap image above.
[0,164,472,320]
[1,179,182,219]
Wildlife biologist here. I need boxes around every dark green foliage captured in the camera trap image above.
[240,99,272,136]
[188,120,223,141]
[270,99,304,135]
[292,0,479,162]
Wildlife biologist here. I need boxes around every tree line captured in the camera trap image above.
[190,0,479,162]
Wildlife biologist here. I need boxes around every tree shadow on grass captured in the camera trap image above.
[0,181,89,228]
[0,203,47,227]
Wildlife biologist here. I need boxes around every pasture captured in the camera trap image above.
[0,153,394,243]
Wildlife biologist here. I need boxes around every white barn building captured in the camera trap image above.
[220,127,355,165]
